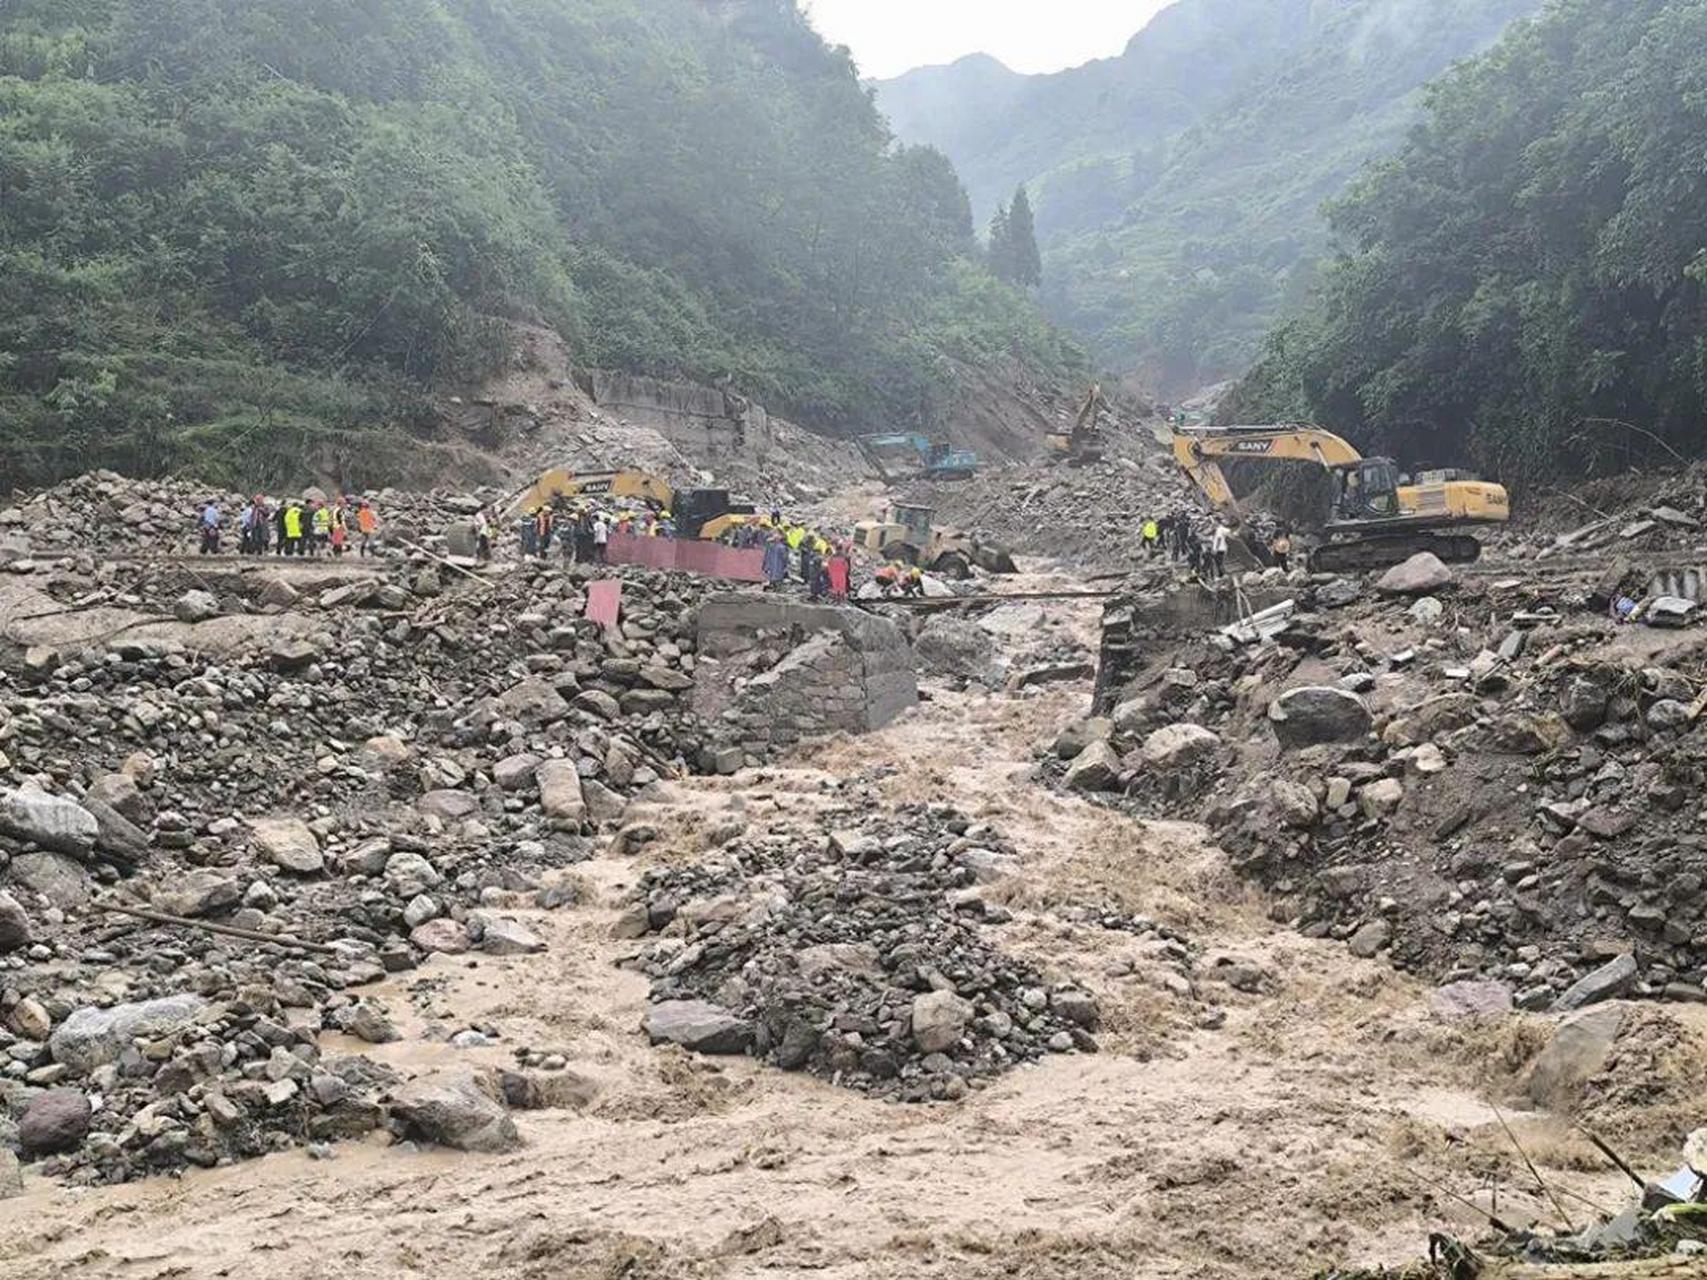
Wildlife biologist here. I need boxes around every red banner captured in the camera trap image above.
[604,532,767,583]
[585,578,622,630]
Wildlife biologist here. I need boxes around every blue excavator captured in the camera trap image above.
[856,433,979,482]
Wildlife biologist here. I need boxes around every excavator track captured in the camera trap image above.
[1307,531,1483,574]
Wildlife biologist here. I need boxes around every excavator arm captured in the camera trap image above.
[1171,425,1365,514]
[504,469,674,520]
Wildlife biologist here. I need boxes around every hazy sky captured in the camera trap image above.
[803,1,1174,79]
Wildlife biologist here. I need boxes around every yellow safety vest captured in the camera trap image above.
[284,508,303,538]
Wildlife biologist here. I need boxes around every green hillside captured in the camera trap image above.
[1228,0,1707,477]
[874,0,1540,396]
[0,0,1079,489]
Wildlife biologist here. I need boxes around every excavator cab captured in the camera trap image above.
[1332,459,1401,524]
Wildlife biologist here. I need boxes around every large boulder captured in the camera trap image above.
[1527,1006,1625,1110]
[1052,717,1112,761]
[83,795,151,864]
[1268,687,1372,748]
[492,754,542,792]
[391,1068,521,1153]
[173,589,220,623]
[152,871,241,919]
[1358,777,1405,820]
[641,1000,754,1055]
[418,790,480,821]
[50,994,209,1072]
[494,677,570,725]
[1383,692,1478,747]
[912,990,974,1053]
[0,787,98,856]
[88,772,151,826]
[1063,740,1122,792]
[9,852,91,910]
[1378,552,1452,596]
[18,1089,91,1154]
[1142,723,1221,771]
[410,918,471,954]
[0,892,31,951]
[248,817,324,875]
[1554,953,1639,1012]
[1489,712,1571,756]
[474,916,546,956]
[536,760,586,824]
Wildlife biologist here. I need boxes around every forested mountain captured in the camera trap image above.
[874,0,1540,395]
[1227,0,1707,479]
[0,0,1078,488]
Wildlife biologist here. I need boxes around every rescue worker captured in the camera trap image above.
[1270,527,1292,573]
[520,508,539,558]
[534,504,555,558]
[282,499,306,557]
[356,499,378,557]
[803,534,826,600]
[274,500,288,556]
[901,565,925,598]
[762,531,790,589]
[329,498,348,557]
[473,508,493,562]
[826,541,851,601]
[1141,516,1160,559]
[249,495,271,556]
[592,511,610,563]
[237,498,255,555]
[1211,520,1232,580]
[199,499,222,555]
[310,499,332,557]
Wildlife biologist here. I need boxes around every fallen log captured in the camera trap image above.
[96,901,342,955]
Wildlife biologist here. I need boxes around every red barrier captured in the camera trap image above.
[604,532,767,583]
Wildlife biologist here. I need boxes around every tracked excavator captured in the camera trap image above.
[505,468,756,540]
[1170,425,1510,572]
[1046,384,1108,465]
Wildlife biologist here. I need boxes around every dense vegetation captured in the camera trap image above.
[0,0,1079,489]
[1228,0,1707,478]
[875,0,1539,395]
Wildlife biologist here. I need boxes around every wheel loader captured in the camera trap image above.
[853,502,1015,579]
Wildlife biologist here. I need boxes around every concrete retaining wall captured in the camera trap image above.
[694,594,917,764]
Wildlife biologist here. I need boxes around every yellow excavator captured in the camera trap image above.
[505,468,757,541]
[1046,385,1108,465]
[1170,425,1510,571]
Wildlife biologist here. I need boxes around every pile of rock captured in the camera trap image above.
[0,549,721,1180]
[0,469,501,563]
[620,804,1102,1101]
[905,451,1193,569]
[1075,566,1707,1011]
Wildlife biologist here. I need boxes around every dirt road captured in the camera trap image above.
[0,588,1657,1280]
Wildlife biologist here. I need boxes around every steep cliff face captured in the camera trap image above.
[874,0,1543,394]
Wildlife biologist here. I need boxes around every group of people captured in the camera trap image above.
[1139,511,1235,579]
[198,494,380,558]
[756,517,853,600]
[506,503,614,564]
[1137,510,1299,580]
